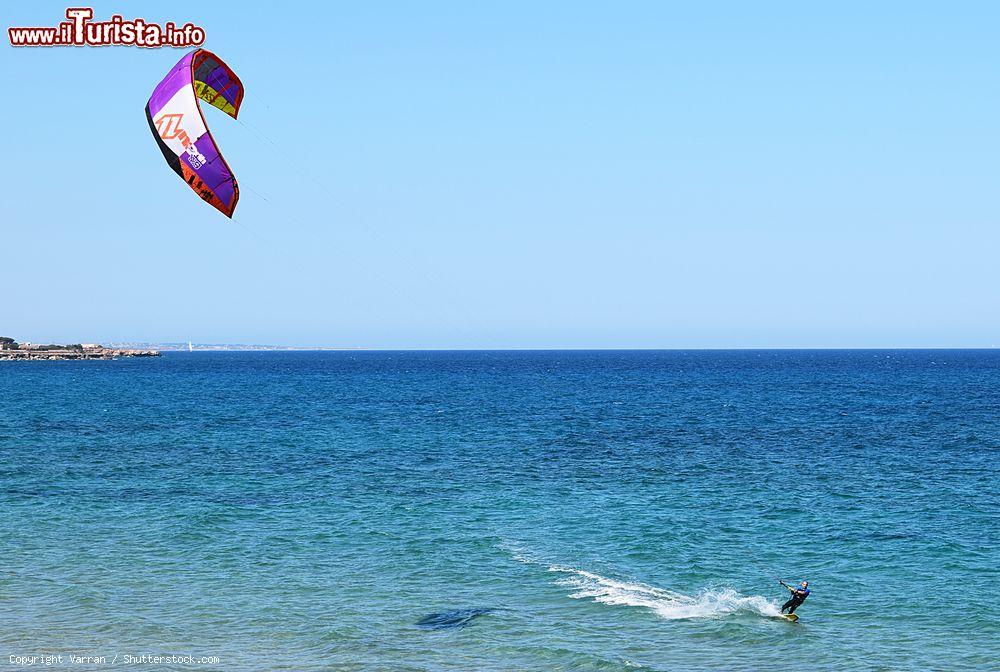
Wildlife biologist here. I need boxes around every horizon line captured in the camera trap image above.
[114,345,1000,352]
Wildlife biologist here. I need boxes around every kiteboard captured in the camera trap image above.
[775,613,799,622]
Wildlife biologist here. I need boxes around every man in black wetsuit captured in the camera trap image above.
[780,580,810,614]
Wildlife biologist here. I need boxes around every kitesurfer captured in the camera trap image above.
[779,580,810,614]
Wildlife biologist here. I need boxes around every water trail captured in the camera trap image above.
[550,566,782,620]
[500,542,782,621]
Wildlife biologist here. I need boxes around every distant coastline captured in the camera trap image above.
[0,337,159,361]
[112,343,367,352]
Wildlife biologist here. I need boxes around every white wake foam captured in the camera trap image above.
[549,565,782,620]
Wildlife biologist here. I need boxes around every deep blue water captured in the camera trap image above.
[1,351,997,671]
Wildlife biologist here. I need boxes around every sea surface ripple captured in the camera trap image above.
[1,351,997,670]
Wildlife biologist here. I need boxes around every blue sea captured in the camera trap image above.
[1,351,997,671]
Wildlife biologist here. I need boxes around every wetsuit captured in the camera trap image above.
[781,584,810,614]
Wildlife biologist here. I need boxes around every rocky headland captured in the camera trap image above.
[0,337,159,361]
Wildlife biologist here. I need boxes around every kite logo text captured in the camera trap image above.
[155,114,185,140]
[154,113,207,170]
[185,145,207,170]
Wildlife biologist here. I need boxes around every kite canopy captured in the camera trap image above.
[145,49,243,217]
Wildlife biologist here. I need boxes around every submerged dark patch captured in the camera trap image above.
[416,608,495,630]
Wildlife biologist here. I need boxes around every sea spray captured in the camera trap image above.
[549,566,783,620]
[501,541,784,621]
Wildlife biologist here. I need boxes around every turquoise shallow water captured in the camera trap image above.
[1,351,997,671]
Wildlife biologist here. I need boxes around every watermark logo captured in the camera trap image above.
[8,7,206,47]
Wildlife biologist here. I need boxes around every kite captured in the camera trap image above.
[145,49,243,217]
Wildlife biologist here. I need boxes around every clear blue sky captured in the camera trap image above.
[2,1,998,348]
